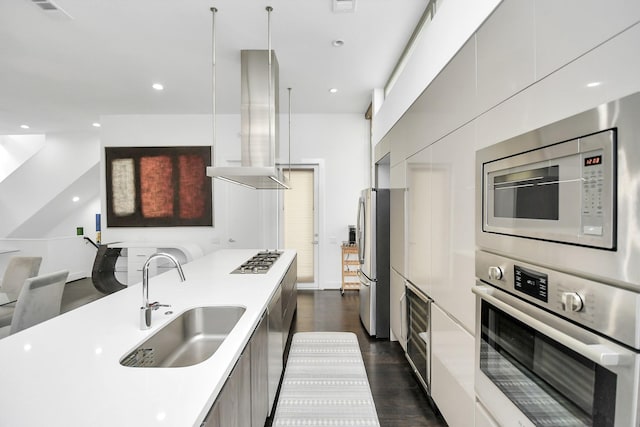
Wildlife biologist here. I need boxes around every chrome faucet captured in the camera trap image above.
[140,252,186,330]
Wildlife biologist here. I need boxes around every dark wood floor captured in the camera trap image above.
[289,290,447,427]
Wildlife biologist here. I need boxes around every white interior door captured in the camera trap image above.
[282,166,319,289]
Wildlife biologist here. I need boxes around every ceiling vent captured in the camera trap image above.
[29,0,73,18]
[333,0,356,13]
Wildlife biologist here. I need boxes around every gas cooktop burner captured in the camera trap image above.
[232,250,283,274]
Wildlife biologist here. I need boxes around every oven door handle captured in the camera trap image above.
[473,285,632,367]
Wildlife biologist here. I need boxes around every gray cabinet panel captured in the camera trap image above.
[251,314,268,427]
[281,258,297,349]
[201,350,250,427]
[267,285,283,415]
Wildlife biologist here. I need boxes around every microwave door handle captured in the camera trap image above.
[473,285,632,367]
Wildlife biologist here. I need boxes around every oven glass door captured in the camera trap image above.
[483,129,615,249]
[480,299,616,426]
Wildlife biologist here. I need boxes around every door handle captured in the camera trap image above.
[473,285,633,367]
[357,270,371,286]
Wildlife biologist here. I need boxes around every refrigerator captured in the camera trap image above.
[356,188,390,338]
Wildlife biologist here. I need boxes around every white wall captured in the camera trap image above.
[100,115,228,254]
[285,114,369,289]
[47,196,101,240]
[100,113,369,288]
[0,131,100,238]
[0,134,45,182]
[0,131,100,280]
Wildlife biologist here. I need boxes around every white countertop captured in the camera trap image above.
[0,249,296,427]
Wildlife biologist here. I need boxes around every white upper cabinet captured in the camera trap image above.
[410,37,477,151]
[390,162,407,277]
[535,0,640,79]
[476,19,640,152]
[476,0,535,114]
[428,123,476,332]
[406,146,432,295]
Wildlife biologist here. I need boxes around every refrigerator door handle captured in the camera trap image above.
[357,269,369,286]
[357,269,375,285]
[356,196,365,264]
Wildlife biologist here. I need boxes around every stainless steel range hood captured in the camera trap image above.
[207,50,289,189]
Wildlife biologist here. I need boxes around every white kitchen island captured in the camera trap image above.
[0,249,296,427]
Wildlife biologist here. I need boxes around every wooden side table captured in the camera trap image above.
[341,243,360,295]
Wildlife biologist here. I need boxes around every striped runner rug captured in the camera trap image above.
[273,332,380,427]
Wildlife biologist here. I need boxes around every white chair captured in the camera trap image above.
[0,270,68,339]
[0,256,42,327]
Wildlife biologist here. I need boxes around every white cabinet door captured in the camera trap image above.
[390,162,406,276]
[535,0,640,78]
[476,0,535,114]
[430,303,474,427]
[409,37,477,148]
[389,268,406,347]
[428,124,475,332]
[475,401,500,427]
[406,146,431,296]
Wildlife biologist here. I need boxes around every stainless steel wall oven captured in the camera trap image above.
[475,92,640,426]
[474,251,640,427]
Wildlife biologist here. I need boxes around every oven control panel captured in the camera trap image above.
[514,265,548,303]
[475,250,640,349]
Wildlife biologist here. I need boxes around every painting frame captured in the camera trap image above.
[105,146,213,227]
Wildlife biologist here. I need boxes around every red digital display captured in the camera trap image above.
[584,155,602,166]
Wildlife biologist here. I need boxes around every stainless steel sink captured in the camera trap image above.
[120,306,246,368]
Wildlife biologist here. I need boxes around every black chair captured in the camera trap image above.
[91,245,126,294]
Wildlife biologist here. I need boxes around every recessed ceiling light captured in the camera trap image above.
[20,124,30,129]
[72,196,80,202]
[329,88,338,94]
[92,122,101,128]
[332,40,345,47]
[586,81,602,88]
[152,83,164,91]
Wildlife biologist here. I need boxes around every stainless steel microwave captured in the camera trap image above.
[479,128,616,250]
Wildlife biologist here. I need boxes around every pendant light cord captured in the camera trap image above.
[266,6,273,169]
[288,87,292,182]
[211,7,217,164]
